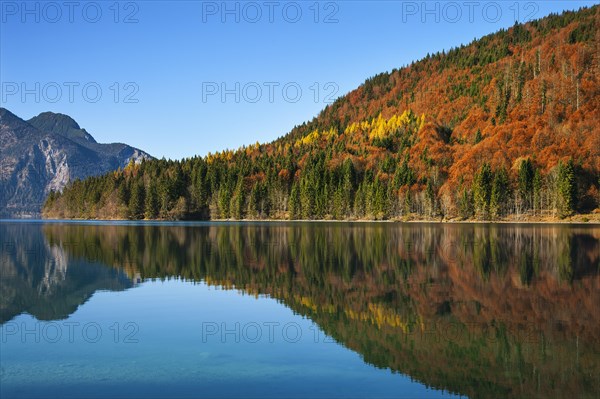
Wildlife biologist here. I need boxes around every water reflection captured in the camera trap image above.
[0,223,131,323]
[1,222,599,398]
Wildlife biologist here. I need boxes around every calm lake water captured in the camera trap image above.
[1,221,599,398]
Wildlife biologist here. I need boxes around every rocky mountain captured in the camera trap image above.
[0,108,152,217]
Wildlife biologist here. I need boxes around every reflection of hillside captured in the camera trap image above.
[41,223,600,398]
[0,223,132,323]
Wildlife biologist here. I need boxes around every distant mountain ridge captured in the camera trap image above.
[0,108,152,217]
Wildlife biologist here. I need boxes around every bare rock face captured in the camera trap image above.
[0,108,152,217]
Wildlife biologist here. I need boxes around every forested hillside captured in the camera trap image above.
[43,7,600,221]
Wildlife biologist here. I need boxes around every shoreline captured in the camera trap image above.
[6,213,600,225]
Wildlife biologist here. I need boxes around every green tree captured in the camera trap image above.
[371,176,388,219]
[332,186,345,219]
[353,183,366,218]
[218,187,232,219]
[117,180,130,206]
[129,181,145,219]
[425,180,437,217]
[300,179,315,219]
[341,158,356,212]
[248,183,262,218]
[473,163,493,219]
[231,178,245,219]
[145,181,159,219]
[557,159,576,218]
[288,182,301,220]
[474,129,482,144]
[490,167,510,219]
[518,159,535,210]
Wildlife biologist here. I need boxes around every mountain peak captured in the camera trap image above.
[1,108,153,218]
[34,111,80,129]
[0,107,21,123]
[28,111,96,143]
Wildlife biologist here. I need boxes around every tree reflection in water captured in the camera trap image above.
[2,222,599,398]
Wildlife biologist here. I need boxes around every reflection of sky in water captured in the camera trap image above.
[1,280,459,398]
[3,221,598,398]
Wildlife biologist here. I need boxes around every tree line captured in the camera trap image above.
[43,125,589,221]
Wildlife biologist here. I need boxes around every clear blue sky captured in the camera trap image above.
[1,1,595,160]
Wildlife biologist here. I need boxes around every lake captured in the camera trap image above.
[1,221,599,398]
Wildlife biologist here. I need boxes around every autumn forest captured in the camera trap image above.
[43,7,600,221]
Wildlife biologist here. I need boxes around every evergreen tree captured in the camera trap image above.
[288,182,301,220]
[518,159,535,210]
[145,181,159,219]
[129,181,145,220]
[332,186,345,219]
[300,179,315,219]
[117,180,130,207]
[342,158,356,209]
[246,183,257,218]
[473,163,493,219]
[490,167,510,218]
[353,183,366,218]
[425,180,437,217]
[474,129,482,144]
[218,187,232,219]
[371,176,387,219]
[231,178,245,219]
[557,159,576,218]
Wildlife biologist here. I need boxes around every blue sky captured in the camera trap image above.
[1,1,595,160]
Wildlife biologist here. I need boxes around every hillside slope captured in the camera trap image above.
[44,7,600,221]
[0,108,152,217]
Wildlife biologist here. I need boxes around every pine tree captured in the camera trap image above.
[129,181,145,220]
[353,183,366,218]
[117,180,130,207]
[145,181,159,219]
[288,182,301,220]
[518,159,535,211]
[474,129,482,144]
[490,167,509,219]
[332,186,345,219]
[158,176,171,218]
[557,159,576,218]
[249,182,266,218]
[300,179,315,219]
[371,176,387,219]
[218,187,232,219]
[342,158,355,210]
[231,178,245,219]
[425,180,436,217]
[473,162,493,219]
